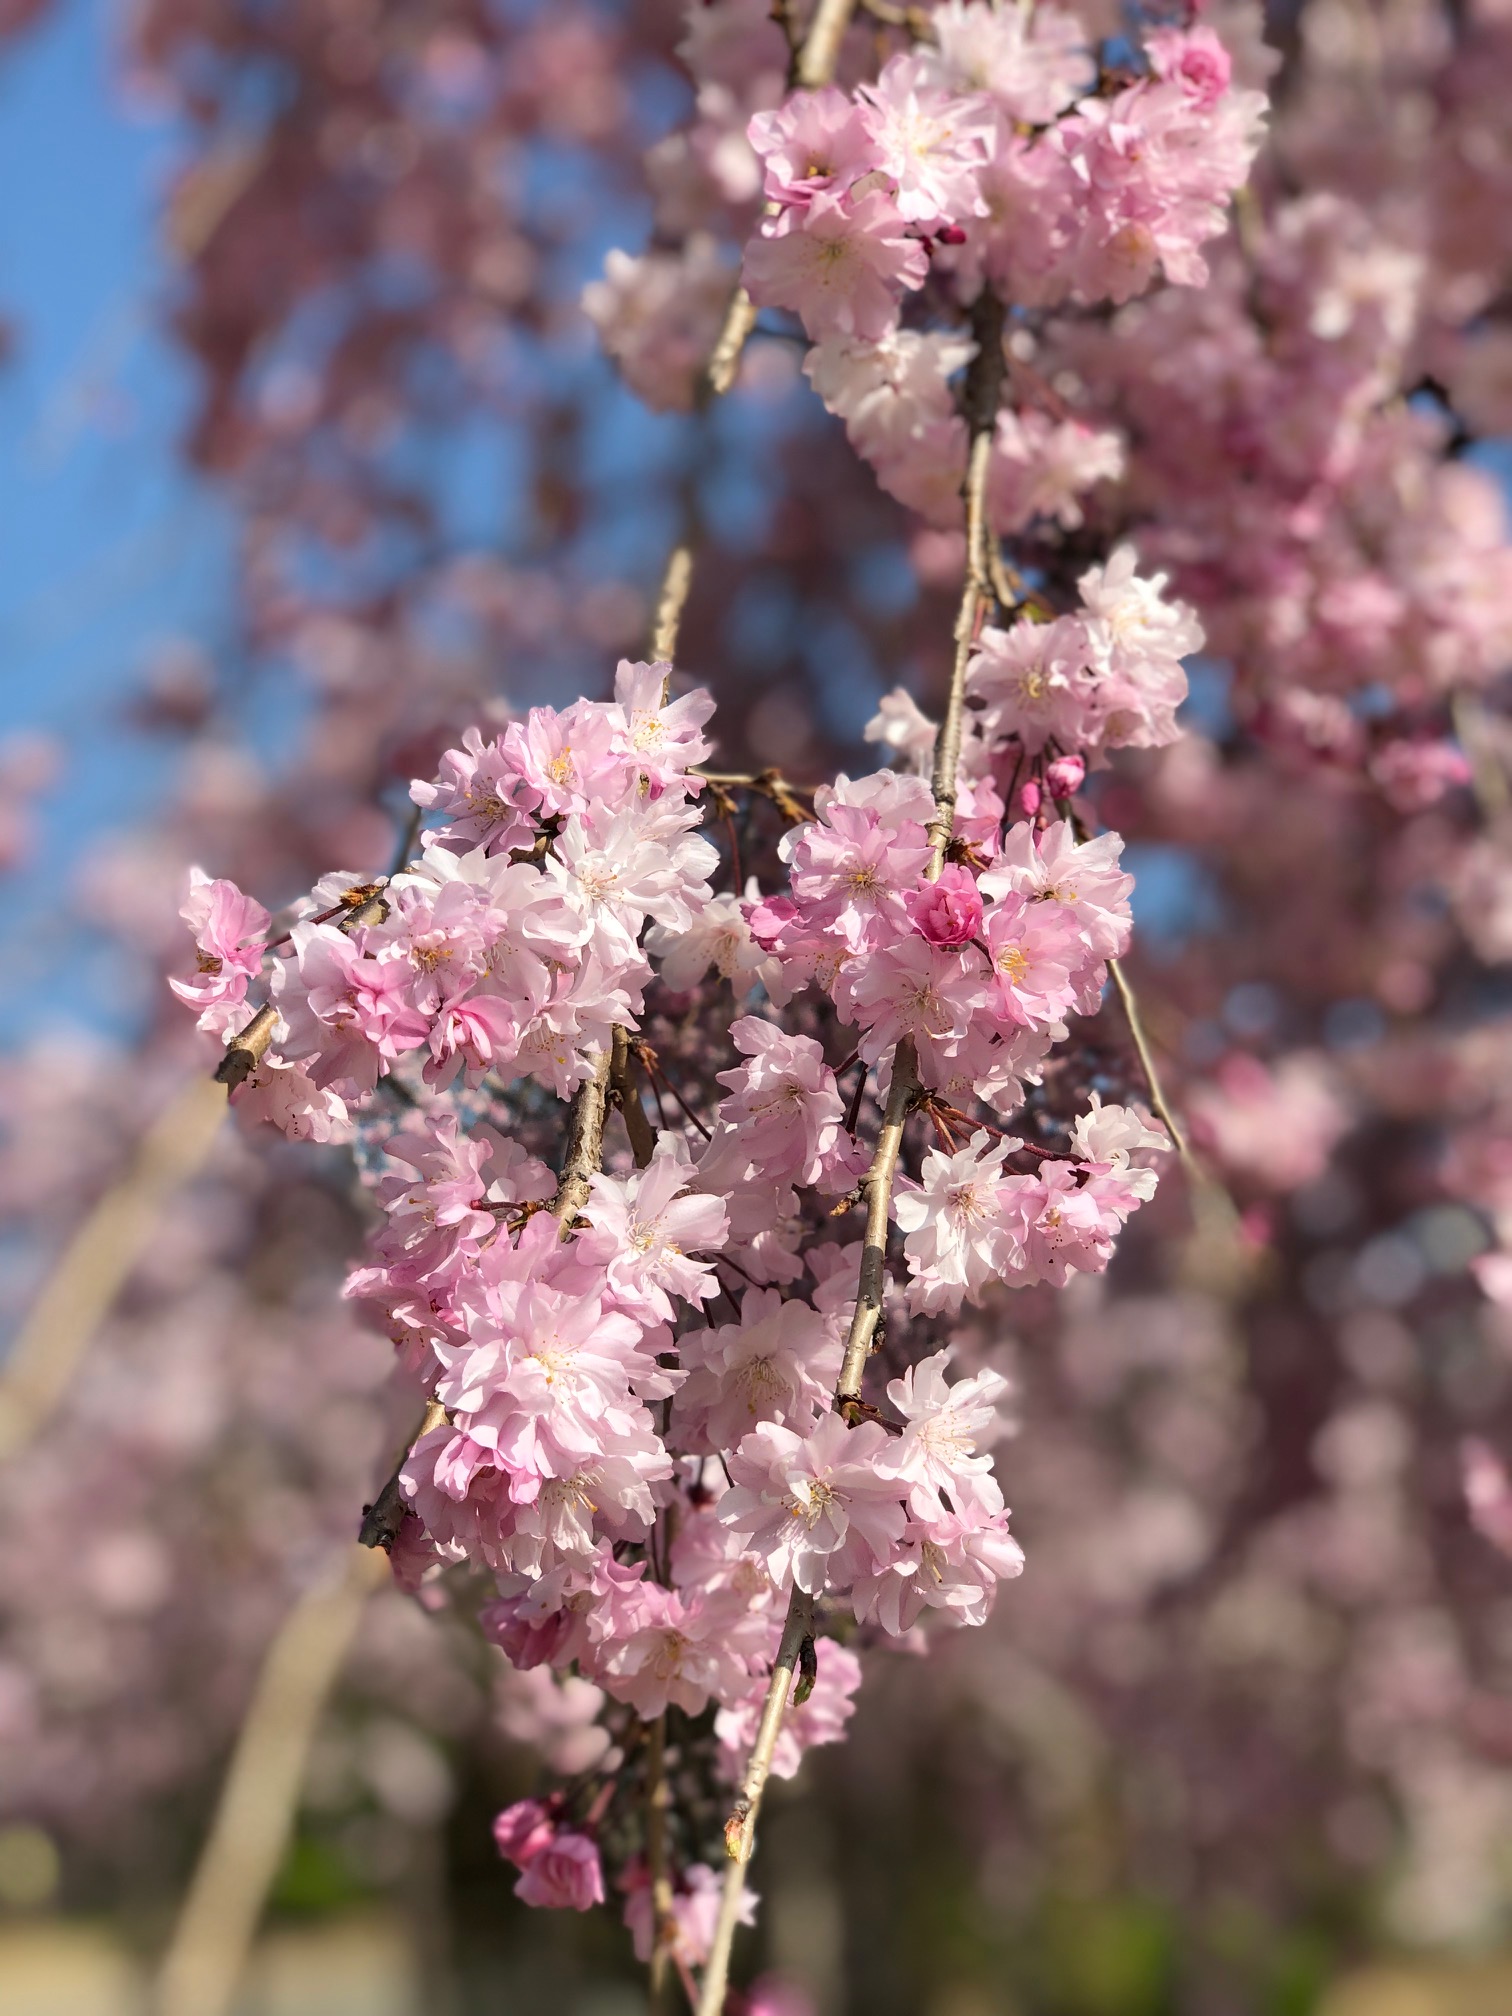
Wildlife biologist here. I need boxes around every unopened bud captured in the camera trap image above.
[935,224,967,246]
[1019,779,1042,819]
[1046,754,1086,799]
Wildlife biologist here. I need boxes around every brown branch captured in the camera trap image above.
[357,1396,448,1552]
[1106,957,1189,1163]
[857,0,935,35]
[794,0,860,85]
[220,861,397,1088]
[551,1047,615,1226]
[611,1024,659,1169]
[836,289,1005,1409]
[694,1591,815,2016]
[927,286,1006,875]
[698,291,1007,2016]
[695,768,815,824]
[215,1003,279,1091]
[1453,693,1512,822]
[1104,954,1249,1277]
[833,1051,919,1408]
[651,542,695,670]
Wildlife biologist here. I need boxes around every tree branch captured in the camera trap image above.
[646,1711,678,2013]
[694,1590,815,2016]
[653,0,860,661]
[651,542,695,669]
[794,0,859,86]
[551,1047,615,1226]
[357,1396,448,1551]
[0,1077,228,1464]
[697,288,1007,2016]
[611,1023,659,1170]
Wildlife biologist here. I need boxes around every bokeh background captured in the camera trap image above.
[4,0,1512,2011]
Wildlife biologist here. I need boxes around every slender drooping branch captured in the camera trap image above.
[696,287,1008,2016]
[220,851,405,1088]
[692,1591,815,2016]
[645,1711,678,2012]
[1106,956,1189,1162]
[358,1396,448,1551]
[837,287,1005,1411]
[1453,692,1512,822]
[833,1054,917,1409]
[650,0,859,659]
[927,286,1006,872]
[651,543,695,667]
[793,0,858,87]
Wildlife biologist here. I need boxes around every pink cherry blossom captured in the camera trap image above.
[720,1413,908,1596]
[743,188,929,342]
[903,863,983,947]
[494,1798,557,1868]
[169,868,270,1019]
[513,1830,605,1910]
[895,1132,1023,1316]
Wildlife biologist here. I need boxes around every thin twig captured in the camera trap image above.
[1106,957,1190,1164]
[651,543,695,669]
[1453,692,1512,822]
[694,1591,815,2016]
[636,1043,714,1141]
[655,0,859,654]
[646,1712,678,2012]
[696,769,815,825]
[387,801,424,877]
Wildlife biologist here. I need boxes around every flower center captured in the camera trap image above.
[787,1478,839,1530]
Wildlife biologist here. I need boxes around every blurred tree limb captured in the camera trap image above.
[0,1074,227,1464]
[153,1544,391,2016]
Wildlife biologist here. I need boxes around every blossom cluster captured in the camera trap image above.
[588,2,1264,544]
[173,657,1172,1950]
[175,661,718,1141]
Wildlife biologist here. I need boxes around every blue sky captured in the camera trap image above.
[0,0,232,1041]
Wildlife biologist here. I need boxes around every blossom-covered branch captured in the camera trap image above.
[165,0,1257,2004]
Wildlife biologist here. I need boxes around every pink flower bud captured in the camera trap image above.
[935,224,967,246]
[1045,754,1085,800]
[494,1797,556,1869]
[745,892,798,952]
[1148,24,1232,108]
[1019,780,1042,819]
[903,864,983,947]
[513,1830,606,1911]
